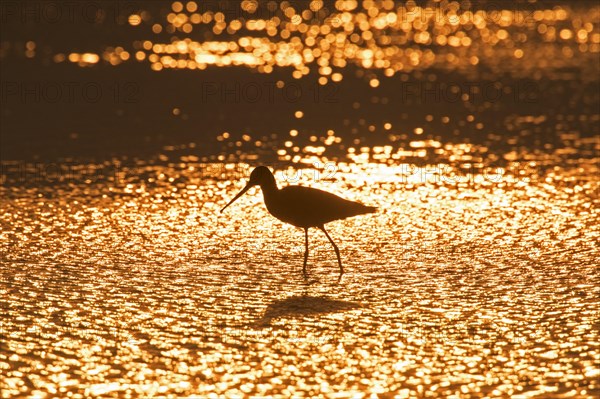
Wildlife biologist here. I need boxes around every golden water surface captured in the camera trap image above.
[1,154,598,398]
[1,0,600,398]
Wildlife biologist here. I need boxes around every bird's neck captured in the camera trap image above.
[259,177,279,200]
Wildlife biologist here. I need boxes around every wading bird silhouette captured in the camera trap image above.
[220,166,376,277]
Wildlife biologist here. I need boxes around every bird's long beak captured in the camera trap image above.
[220,182,252,212]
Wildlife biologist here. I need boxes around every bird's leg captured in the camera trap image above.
[319,226,344,276]
[303,228,309,277]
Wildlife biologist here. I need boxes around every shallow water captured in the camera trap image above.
[2,0,600,397]
[1,156,598,398]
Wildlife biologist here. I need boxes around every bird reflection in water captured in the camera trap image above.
[257,295,362,327]
[221,166,377,278]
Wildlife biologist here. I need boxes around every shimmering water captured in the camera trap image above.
[1,154,599,398]
[2,0,600,398]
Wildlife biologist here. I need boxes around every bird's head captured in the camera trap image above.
[248,166,273,186]
[220,166,274,213]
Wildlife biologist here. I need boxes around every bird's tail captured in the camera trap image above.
[362,205,377,214]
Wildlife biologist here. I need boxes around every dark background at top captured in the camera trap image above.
[0,0,598,161]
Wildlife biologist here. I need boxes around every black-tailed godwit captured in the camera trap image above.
[220,166,376,277]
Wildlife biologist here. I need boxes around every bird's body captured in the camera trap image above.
[264,185,376,228]
[220,166,376,277]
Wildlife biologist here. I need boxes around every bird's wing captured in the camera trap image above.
[279,185,371,225]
